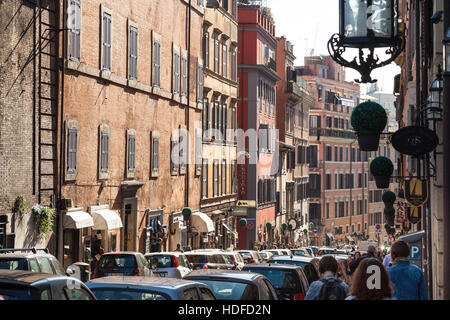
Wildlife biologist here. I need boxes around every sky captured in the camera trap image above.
[266,0,401,94]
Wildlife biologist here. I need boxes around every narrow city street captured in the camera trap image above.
[0,0,449,307]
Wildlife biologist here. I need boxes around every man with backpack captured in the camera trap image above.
[305,255,349,300]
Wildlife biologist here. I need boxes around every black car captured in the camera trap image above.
[93,252,151,278]
[242,263,309,300]
[0,270,96,300]
[184,269,278,300]
[0,248,67,276]
[185,252,235,270]
[267,256,320,285]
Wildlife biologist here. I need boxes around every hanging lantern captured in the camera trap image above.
[182,207,192,221]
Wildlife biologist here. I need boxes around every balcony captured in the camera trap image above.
[286,81,302,97]
[309,128,357,140]
[265,58,276,73]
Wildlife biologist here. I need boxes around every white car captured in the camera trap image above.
[261,249,291,257]
[145,252,192,278]
[225,251,246,270]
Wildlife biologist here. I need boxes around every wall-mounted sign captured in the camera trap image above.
[407,206,422,225]
[404,179,429,207]
[230,207,248,217]
[236,200,256,207]
[391,126,439,156]
[288,218,298,231]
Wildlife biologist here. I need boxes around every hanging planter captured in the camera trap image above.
[288,224,293,231]
[31,204,56,237]
[239,218,247,228]
[303,229,308,234]
[384,208,396,226]
[384,223,395,235]
[382,191,396,210]
[351,101,388,151]
[282,223,288,230]
[370,156,394,189]
[266,222,272,230]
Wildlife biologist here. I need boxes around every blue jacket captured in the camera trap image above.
[388,261,428,300]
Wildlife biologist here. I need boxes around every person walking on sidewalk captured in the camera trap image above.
[349,245,377,274]
[305,255,349,300]
[387,240,428,300]
[346,258,393,300]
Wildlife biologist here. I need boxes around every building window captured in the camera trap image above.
[126,130,136,177]
[102,11,112,71]
[223,0,229,11]
[170,133,178,175]
[202,159,208,199]
[231,46,237,81]
[173,48,180,94]
[231,162,237,194]
[69,0,81,61]
[203,31,209,69]
[197,61,204,102]
[222,160,227,195]
[181,54,187,96]
[213,160,219,197]
[152,32,161,87]
[128,25,138,80]
[179,126,187,175]
[214,36,220,73]
[151,131,160,178]
[203,98,211,140]
[326,174,331,190]
[67,126,78,176]
[100,130,109,174]
[222,100,228,141]
[222,40,227,78]
[232,0,237,17]
[326,146,332,161]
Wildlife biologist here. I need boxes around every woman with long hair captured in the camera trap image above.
[346,258,393,300]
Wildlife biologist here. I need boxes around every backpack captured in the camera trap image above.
[317,278,347,300]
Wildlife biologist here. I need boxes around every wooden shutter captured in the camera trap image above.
[153,40,161,87]
[151,132,159,177]
[222,104,227,141]
[70,0,81,61]
[222,161,226,195]
[103,13,111,70]
[213,161,218,196]
[204,32,209,68]
[129,27,138,80]
[182,55,187,96]
[128,134,135,172]
[202,160,208,198]
[197,63,203,101]
[101,131,109,172]
[68,128,78,173]
[173,51,180,94]
[222,41,227,77]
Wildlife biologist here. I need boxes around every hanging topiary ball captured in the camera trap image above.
[266,222,272,230]
[351,101,387,133]
[288,224,293,231]
[282,223,288,230]
[239,218,247,228]
[370,157,394,177]
[382,191,396,204]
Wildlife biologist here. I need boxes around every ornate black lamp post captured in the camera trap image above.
[328,0,404,83]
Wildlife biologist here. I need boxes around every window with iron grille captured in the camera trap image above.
[128,26,138,80]
[102,12,112,71]
[70,0,81,61]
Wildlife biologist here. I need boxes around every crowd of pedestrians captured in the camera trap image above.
[305,240,428,300]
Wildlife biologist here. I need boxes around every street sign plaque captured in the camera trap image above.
[236,200,256,207]
[375,224,381,230]
[313,228,318,234]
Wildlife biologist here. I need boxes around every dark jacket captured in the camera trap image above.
[349,252,374,274]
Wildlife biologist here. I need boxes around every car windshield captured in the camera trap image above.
[310,248,318,254]
[244,268,299,291]
[147,255,173,268]
[185,255,207,264]
[90,288,168,300]
[0,258,26,271]
[98,255,136,269]
[0,289,31,300]
[292,250,305,256]
[221,255,233,264]
[238,252,252,258]
[194,280,258,300]
[259,252,269,258]
[268,259,307,268]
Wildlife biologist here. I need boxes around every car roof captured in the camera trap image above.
[0,270,61,284]
[185,269,263,281]
[101,252,141,256]
[243,263,301,270]
[145,252,184,256]
[269,255,315,262]
[0,252,55,259]
[86,276,205,289]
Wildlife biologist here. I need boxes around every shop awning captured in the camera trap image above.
[91,209,123,231]
[326,232,335,240]
[191,212,215,234]
[222,223,238,238]
[346,235,355,243]
[63,210,94,229]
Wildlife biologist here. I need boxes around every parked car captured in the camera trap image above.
[92,252,151,279]
[0,248,67,276]
[145,252,193,278]
[226,252,246,270]
[308,246,319,256]
[185,252,235,270]
[290,248,310,257]
[0,270,96,300]
[258,251,274,262]
[242,263,309,300]
[184,269,278,300]
[86,276,215,300]
[267,256,320,286]
[317,247,336,256]
[303,248,314,256]
[237,250,264,264]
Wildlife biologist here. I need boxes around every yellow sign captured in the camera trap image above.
[407,206,422,225]
[236,200,256,207]
[404,179,429,207]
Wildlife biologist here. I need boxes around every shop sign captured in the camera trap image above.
[404,179,429,207]
[391,126,439,156]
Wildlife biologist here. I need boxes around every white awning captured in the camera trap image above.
[191,212,215,234]
[223,223,238,238]
[346,235,355,243]
[63,211,94,229]
[91,209,123,230]
[326,232,335,240]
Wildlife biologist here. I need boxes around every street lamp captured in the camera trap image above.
[424,69,443,121]
[444,27,450,73]
[328,0,404,83]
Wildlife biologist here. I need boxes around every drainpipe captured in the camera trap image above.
[185,0,192,248]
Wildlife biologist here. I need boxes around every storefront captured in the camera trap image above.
[88,205,123,255]
[62,208,94,268]
[222,222,238,250]
[145,209,166,253]
[169,212,188,251]
[190,212,215,249]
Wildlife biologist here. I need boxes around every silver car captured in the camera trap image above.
[145,252,192,278]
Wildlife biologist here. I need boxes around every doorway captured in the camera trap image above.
[123,198,137,251]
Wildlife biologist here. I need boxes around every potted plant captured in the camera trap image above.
[31,204,56,237]
[282,223,288,231]
[384,208,396,226]
[382,191,396,210]
[370,156,394,188]
[239,218,247,228]
[350,101,388,151]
